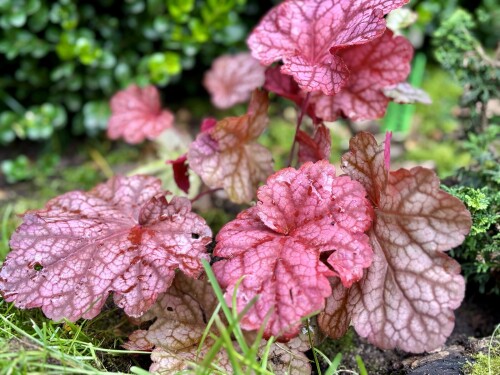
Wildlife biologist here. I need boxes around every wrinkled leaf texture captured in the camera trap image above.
[213,161,373,340]
[188,90,273,204]
[0,175,212,321]
[107,85,174,144]
[312,30,413,121]
[248,0,408,95]
[318,132,472,353]
[124,272,311,374]
[204,52,266,109]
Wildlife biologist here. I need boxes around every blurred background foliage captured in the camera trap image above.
[0,0,499,294]
[0,0,270,143]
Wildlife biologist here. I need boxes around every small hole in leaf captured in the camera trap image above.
[33,262,43,271]
[167,306,174,312]
[191,233,200,239]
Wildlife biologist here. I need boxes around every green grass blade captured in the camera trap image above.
[306,319,322,375]
[356,354,368,375]
[324,352,343,375]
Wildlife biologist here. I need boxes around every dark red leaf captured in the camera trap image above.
[167,154,190,194]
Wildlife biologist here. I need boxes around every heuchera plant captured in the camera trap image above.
[0,0,473,372]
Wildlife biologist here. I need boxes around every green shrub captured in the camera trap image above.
[446,184,499,295]
[432,7,499,294]
[0,0,252,143]
[433,8,499,132]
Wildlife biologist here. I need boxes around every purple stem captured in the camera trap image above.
[287,92,311,167]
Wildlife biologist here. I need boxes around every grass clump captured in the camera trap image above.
[0,299,149,374]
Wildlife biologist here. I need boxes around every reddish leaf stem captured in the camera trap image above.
[287,92,311,167]
[190,188,223,203]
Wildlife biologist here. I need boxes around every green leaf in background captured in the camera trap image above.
[82,101,110,135]
[0,112,18,144]
[188,18,209,43]
[146,52,181,84]
[0,0,250,142]
[23,103,67,140]
[167,0,194,22]
[1,155,33,184]
[49,0,78,30]
[74,36,103,65]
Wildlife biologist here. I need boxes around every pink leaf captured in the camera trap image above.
[248,0,409,95]
[167,154,190,194]
[297,123,332,165]
[187,90,273,204]
[107,85,174,144]
[213,161,373,339]
[0,175,212,321]
[319,132,472,352]
[204,52,266,109]
[200,117,217,133]
[312,30,413,121]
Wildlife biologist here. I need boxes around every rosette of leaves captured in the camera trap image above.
[0,0,251,142]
